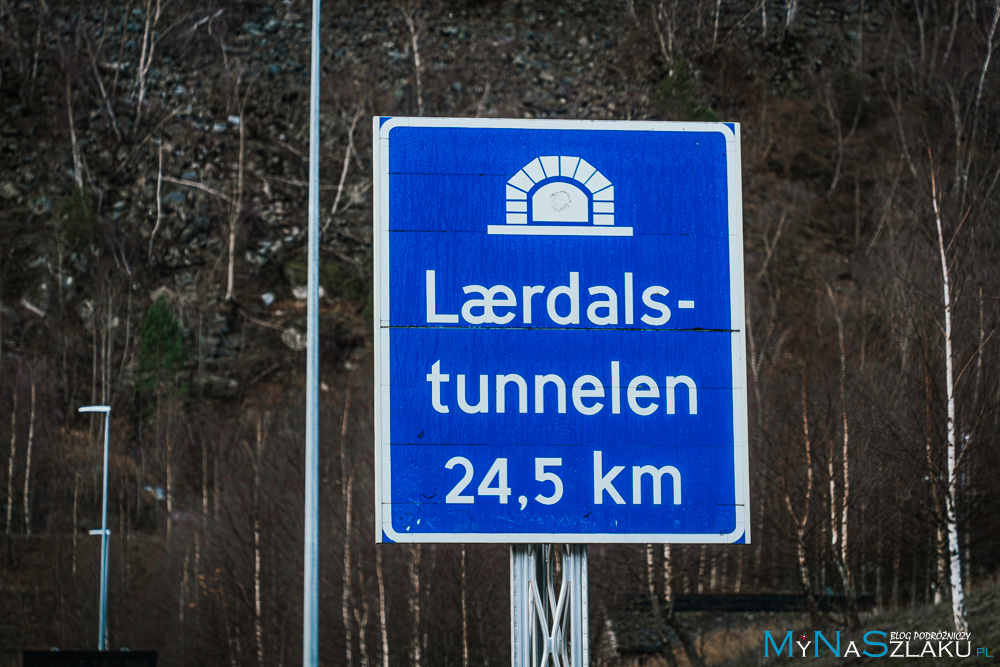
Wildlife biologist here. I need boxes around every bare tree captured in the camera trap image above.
[354,567,370,667]
[323,109,363,234]
[409,544,422,666]
[72,468,79,574]
[782,372,820,623]
[21,373,35,535]
[651,0,680,70]
[133,0,164,133]
[824,280,859,628]
[66,78,83,192]
[339,389,354,667]
[4,380,16,536]
[460,547,469,667]
[376,548,389,667]
[343,473,355,667]
[784,0,797,32]
[645,544,679,667]
[226,102,246,302]
[149,141,163,264]
[165,406,173,542]
[250,412,267,667]
[402,7,425,117]
[662,544,674,617]
[929,156,969,633]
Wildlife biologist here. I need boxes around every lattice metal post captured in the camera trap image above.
[511,545,588,667]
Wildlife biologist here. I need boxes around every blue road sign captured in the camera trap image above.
[374,118,749,543]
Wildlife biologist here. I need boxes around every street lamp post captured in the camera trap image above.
[79,405,111,651]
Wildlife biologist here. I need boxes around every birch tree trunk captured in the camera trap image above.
[252,412,267,667]
[734,548,743,594]
[214,453,220,522]
[409,544,422,666]
[133,0,161,133]
[925,354,947,604]
[828,424,837,558]
[165,415,173,542]
[646,544,679,667]
[662,544,674,617]
[22,376,35,535]
[197,432,207,588]
[343,475,354,667]
[892,523,902,609]
[783,374,819,622]
[5,386,16,535]
[697,545,706,593]
[461,547,469,667]
[353,571,370,667]
[376,548,389,667]
[179,545,190,635]
[828,283,859,628]
[340,391,353,667]
[219,574,240,667]
[646,544,657,609]
[226,109,245,302]
[72,469,79,574]
[403,9,424,117]
[931,163,970,633]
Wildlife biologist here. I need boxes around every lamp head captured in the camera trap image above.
[78,406,111,413]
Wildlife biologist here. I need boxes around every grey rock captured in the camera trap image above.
[196,372,239,398]
[161,190,186,207]
[281,327,306,351]
[245,250,268,268]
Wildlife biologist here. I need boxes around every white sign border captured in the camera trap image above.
[374,117,750,544]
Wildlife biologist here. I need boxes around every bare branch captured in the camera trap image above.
[162,175,233,204]
[403,7,424,117]
[149,141,163,265]
[756,209,787,281]
[323,109,363,234]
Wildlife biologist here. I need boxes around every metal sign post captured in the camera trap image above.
[304,0,321,665]
[79,405,111,650]
[373,118,748,666]
[511,545,588,666]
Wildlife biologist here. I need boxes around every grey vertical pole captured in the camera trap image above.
[79,405,111,650]
[99,409,109,650]
[303,0,321,665]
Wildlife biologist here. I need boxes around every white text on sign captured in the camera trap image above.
[427,361,697,417]
[442,454,682,508]
[426,270,691,326]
